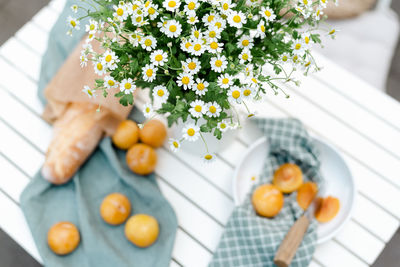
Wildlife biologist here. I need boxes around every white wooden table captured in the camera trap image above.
[1,0,400,266]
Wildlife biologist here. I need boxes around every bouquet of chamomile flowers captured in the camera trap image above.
[68,0,336,161]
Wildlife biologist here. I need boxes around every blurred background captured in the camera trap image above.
[0,0,399,266]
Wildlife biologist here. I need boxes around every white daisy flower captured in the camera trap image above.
[203,153,216,164]
[79,52,88,68]
[143,103,155,118]
[82,85,96,98]
[239,49,252,64]
[189,40,206,56]
[205,26,221,39]
[187,11,199,25]
[255,21,267,38]
[113,4,129,21]
[228,86,243,104]
[189,100,206,118]
[210,55,228,73]
[244,63,254,76]
[301,33,312,45]
[181,39,193,52]
[202,12,217,26]
[102,50,119,69]
[182,123,200,142]
[217,120,229,132]
[182,57,201,74]
[212,17,226,30]
[184,0,199,13]
[126,1,141,14]
[86,32,95,43]
[163,0,181,12]
[71,4,78,13]
[217,74,234,89]
[146,3,159,20]
[85,19,98,34]
[129,32,143,47]
[67,16,80,30]
[142,64,158,82]
[191,27,203,39]
[219,0,236,15]
[120,78,136,94]
[141,36,157,51]
[242,86,256,100]
[131,12,147,26]
[237,35,254,49]
[164,20,182,38]
[280,52,290,64]
[299,0,312,7]
[192,78,209,95]
[313,8,323,21]
[292,54,300,64]
[207,39,223,54]
[93,60,106,76]
[206,102,222,117]
[169,138,181,152]
[319,0,328,8]
[150,49,168,66]
[328,28,339,39]
[152,85,169,104]
[260,6,276,22]
[227,11,247,28]
[104,76,118,89]
[176,72,194,90]
[249,76,260,87]
[292,39,306,55]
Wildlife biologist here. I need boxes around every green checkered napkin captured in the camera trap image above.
[210,118,323,267]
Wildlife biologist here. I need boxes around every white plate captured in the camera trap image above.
[232,136,356,244]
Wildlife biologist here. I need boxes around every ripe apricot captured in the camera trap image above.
[100,193,131,225]
[47,222,80,255]
[296,182,318,210]
[112,120,139,150]
[139,120,167,148]
[125,214,159,247]
[252,184,284,218]
[126,143,157,175]
[273,163,303,193]
[315,196,340,223]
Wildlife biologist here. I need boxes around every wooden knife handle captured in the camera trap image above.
[274,214,310,267]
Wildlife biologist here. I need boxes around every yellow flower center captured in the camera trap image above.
[169,25,177,32]
[185,42,192,49]
[295,43,301,50]
[90,24,95,31]
[209,106,216,113]
[223,3,229,10]
[194,31,200,38]
[243,89,251,96]
[303,0,308,4]
[136,16,142,22]
[188,2,195,9]
[194,105,202,112]
[145,1,151,7]
[220,123,226,129]
[215,60,223,67]
[207,15,215,22]
[242,53,249,60]
[197,83,205,90]
[173,141,179,148]
[132,4,139,10]
[190,17,196,22]
[70,20,76,27]
[209,31,216,38]
[137,10,143,15]
[124,83,131,89]
[305,61,311,67]
[242,40,249,46]
[188,62,196,70]
[187,128,195,136]
[264,10,271,17]
[148,7,155,14]
[145,39,152,46]
[305,36,310,44]
[96,63,103,70]
[155,54,163,61]
[282,55,288,61]
[157,89,164,96]
[222,78,229,84]
[108,80,115,86]
[105,55,112,62]
[182,76,190,84]
[146,107,151,113]
[210,42,218,49]
[293,55,298,62]
[168,1,176,7]
[260,25,265,32]
[252,78,258,84]
[146,69,153,77]
[117,8,124,16]
[233,15,241,23]
[232,90,240,99]
[215,22,222,28]
[204,154,213,160]
[193,44,201,51]
[329,29,335,35]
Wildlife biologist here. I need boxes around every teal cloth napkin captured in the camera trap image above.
[210,118,322,267]
[20,1,178,266]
